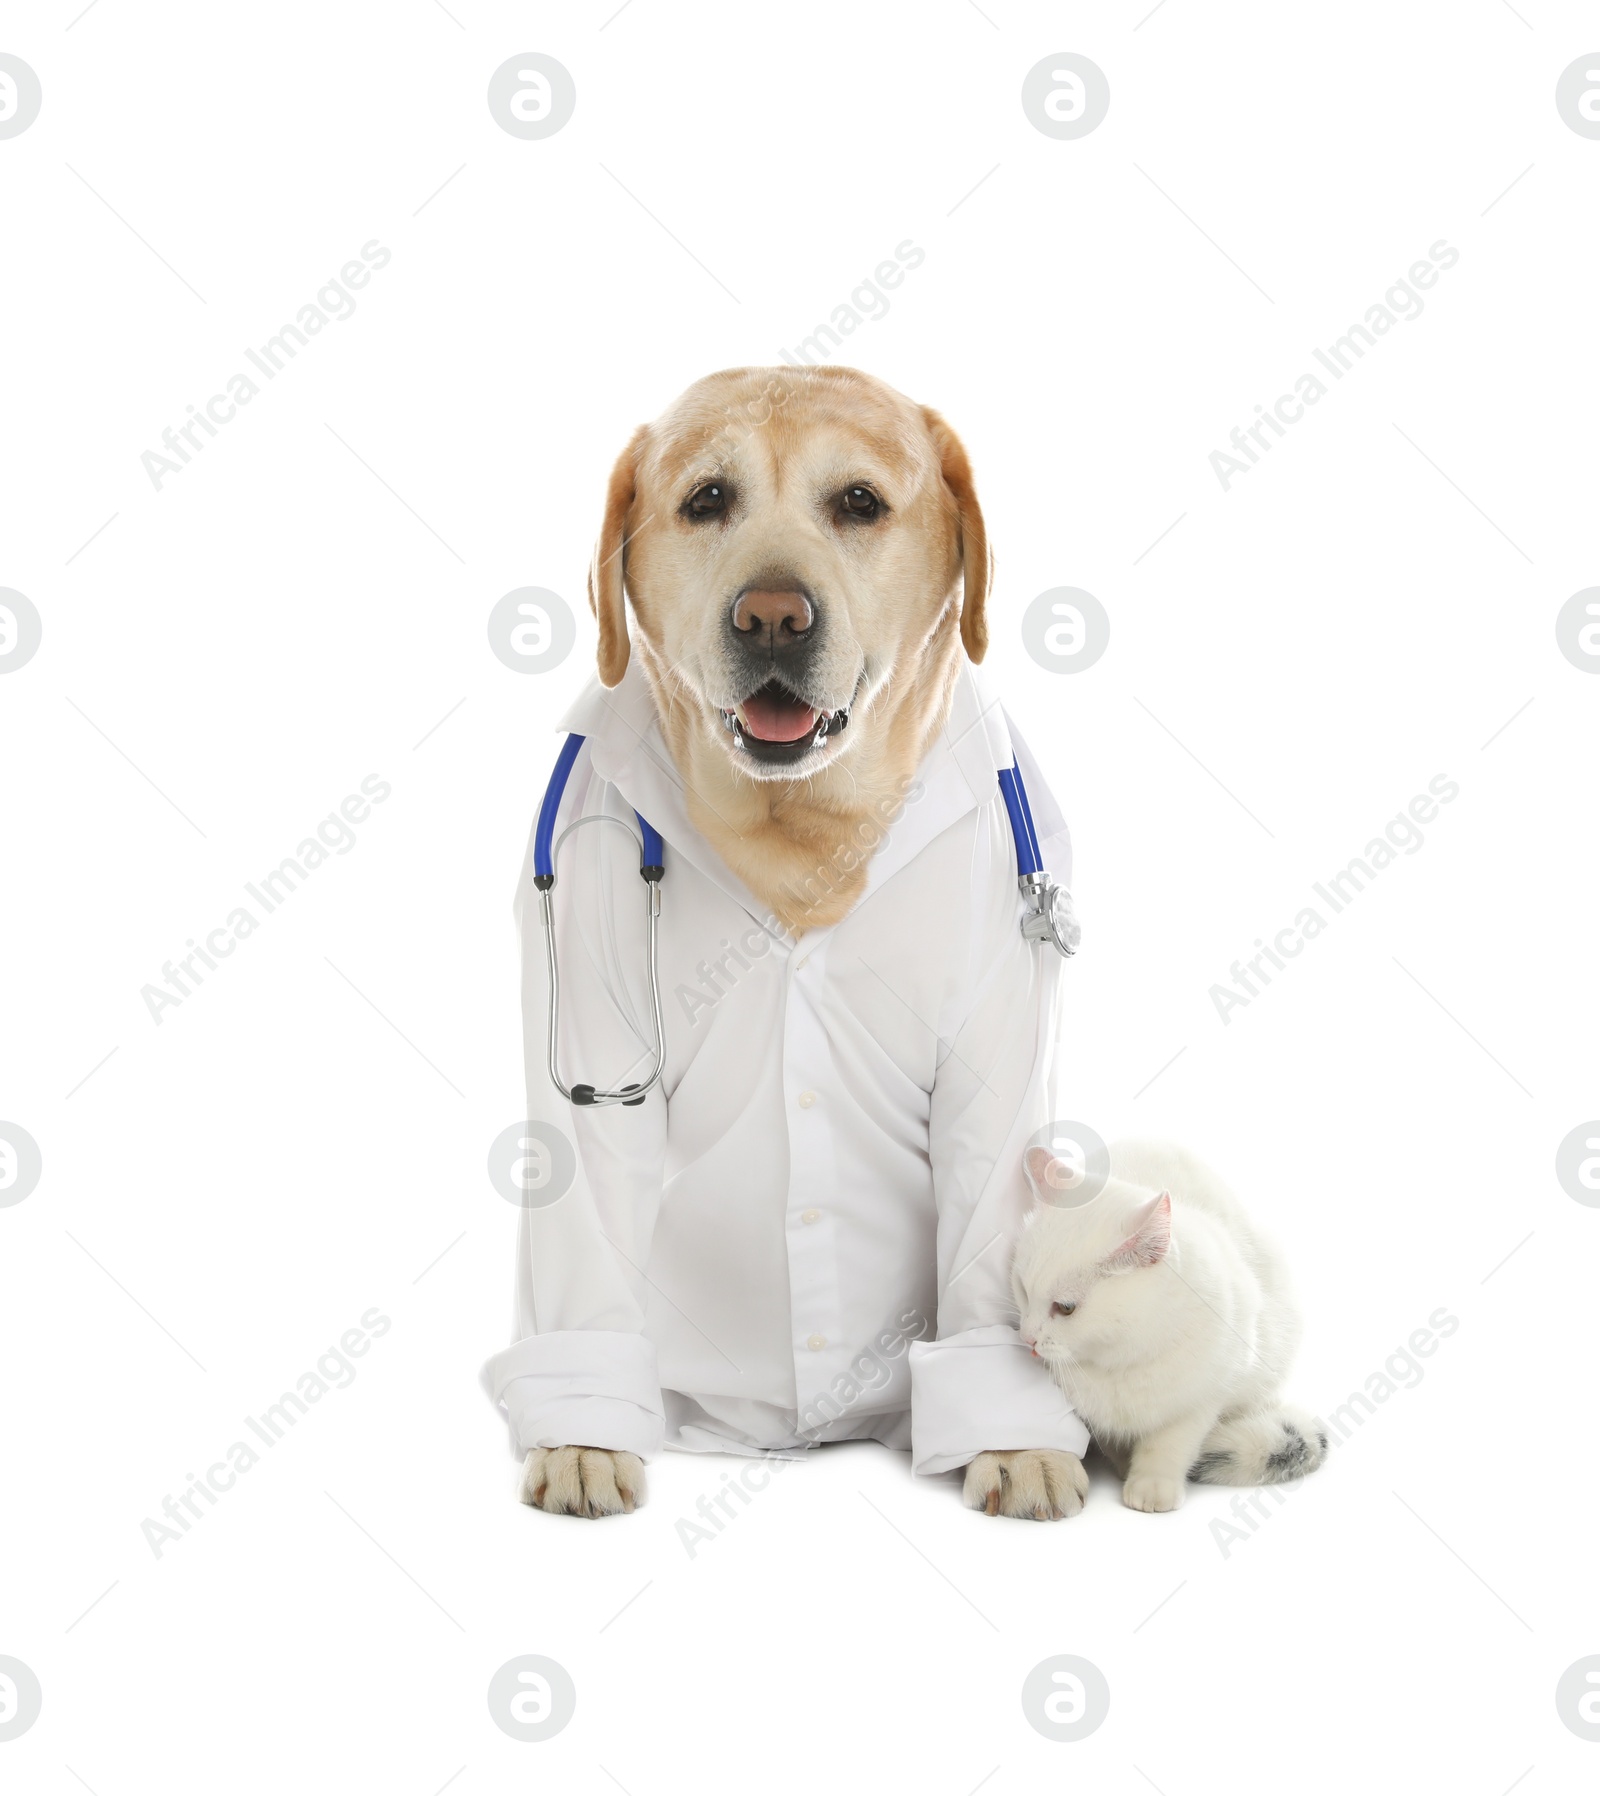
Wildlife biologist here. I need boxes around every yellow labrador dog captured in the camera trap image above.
[588,364,984,938]
[524,366,1084,1524]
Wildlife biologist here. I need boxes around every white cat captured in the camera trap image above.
[1010,1138,1326,1513]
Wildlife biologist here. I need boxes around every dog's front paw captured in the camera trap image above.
[519,1446,646,1518]
[1122,1471,1183,1513]
[964,1449,1087,1521]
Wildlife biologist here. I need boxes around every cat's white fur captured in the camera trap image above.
[1012,1138,1325,1513]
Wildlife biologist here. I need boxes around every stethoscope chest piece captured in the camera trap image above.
[1020,873,1080,957]
[998,760,1078,959]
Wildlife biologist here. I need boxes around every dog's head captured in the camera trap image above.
[587,366,989,781]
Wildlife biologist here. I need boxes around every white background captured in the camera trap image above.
[2,1,1597,1790]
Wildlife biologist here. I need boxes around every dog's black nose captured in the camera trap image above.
[731,584,814,645]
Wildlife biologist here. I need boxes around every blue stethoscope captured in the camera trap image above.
[533,732,1075,1109]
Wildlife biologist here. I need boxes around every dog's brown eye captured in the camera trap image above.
[1051,1301,1076,1317]
[839,485,882,520]
[685,483,728,520]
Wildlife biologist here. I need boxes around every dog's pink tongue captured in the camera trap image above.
[742,691,818,743]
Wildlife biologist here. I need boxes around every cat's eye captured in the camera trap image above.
[1051,1300,1077,1317]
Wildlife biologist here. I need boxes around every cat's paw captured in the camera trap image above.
[964,1449,1088,1521]
[1122,1471,1184,1513]
[519,1446,646,1518]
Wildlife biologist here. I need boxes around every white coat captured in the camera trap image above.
[481,654,1090,1476]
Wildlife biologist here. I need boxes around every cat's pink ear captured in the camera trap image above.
[1022,1146,1059,1199]
[1105,1191,1172,1271]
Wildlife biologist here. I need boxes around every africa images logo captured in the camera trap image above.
[140,241,392,491]
[1209,774,1458,1024]
[1208,241,1460,491]
[140,776,390,1023]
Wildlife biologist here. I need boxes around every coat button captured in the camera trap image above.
[801,1208,821,1224]
[797,1090,816,1108]
[807,1334,827,1351]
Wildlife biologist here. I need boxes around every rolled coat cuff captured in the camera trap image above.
[480,1330,665,1460]
[908,1324,1091,1475]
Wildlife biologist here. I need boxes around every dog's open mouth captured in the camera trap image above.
[729,681,818,744]
[719,680,851,765]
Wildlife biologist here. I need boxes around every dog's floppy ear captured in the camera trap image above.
[921,405,990,664]
[588,424,649,688]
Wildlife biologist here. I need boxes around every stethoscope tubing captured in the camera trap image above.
[535,732,1064,1110]
[540,808,666,1109]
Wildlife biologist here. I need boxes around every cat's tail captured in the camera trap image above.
[1188,1405,1328,1486]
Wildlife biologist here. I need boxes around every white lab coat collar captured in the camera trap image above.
[554,655,1023,933]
